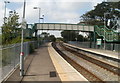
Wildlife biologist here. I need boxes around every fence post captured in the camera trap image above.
[14,45,16,68]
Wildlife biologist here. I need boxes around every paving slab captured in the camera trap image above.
[22,44,61,82]
[2,44,61,83]
[48,43,88,82]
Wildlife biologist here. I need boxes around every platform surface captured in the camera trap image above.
[48,43,88,81]
[22,44,61,81]
[3,43,88,83]
[3,44,61,82]
[64,43,119,59]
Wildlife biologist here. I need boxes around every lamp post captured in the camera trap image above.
[33,7,41,23]
[40,15,44,23]
[33,7,41,47]
[43,15,44,23]
[104,12,109,50]
[40,15,44,30]
[4,1,10,23]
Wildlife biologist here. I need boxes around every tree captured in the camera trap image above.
[77,35,84,42]
[56,37,63,42]
[80,1,120,26]
[61,30,78,41]
[48,35,56,42]
[40,32,49,40]
[2,11,20,44]
[0,34,2,45]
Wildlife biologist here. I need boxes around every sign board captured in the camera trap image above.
[21,19,27,29]
[97,39,102,45]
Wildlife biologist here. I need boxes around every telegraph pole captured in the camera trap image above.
[20,0,26,76]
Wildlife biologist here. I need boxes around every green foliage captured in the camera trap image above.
[29,43,34,53]
[40,32,57,42]
[0,34,2,45]
[61,30,89,42]
[56,37,63,42]
[61,30,78,41]
[1,11,21,45]
[49,35,56,42]
[77,35,84,41]
[80,1,120,26]
[61,30,87,42]
[41,32,49,41]
[10,36,31,44]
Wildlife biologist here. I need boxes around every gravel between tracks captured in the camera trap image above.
[57,43,119,81]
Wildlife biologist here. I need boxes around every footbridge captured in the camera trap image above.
[35,23,94,31]
[26,23,120,42]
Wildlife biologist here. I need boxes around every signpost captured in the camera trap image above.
[97,39,102,49]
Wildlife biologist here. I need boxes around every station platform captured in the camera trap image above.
[2,43,88,83]
[64,43,119,60]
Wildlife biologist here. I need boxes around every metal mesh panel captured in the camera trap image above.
[68,41,120,52]
[1,41,37,81]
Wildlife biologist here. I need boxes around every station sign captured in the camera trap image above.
[21,18,27,29]
[97,39,102,45]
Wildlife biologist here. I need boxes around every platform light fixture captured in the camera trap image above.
[4,1,10,23]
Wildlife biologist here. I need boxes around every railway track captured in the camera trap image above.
[52,42,120,82]
[52,42,103,82]
[66,44,120,63]
[59,43,120,76]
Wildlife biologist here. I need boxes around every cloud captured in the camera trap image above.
[23,1,95,24]
[0,1,5,26]
[46,10,79,23]
[20,1,81,23]
[0,0,103,26]
[0,0,103,36]
[92,0,103,9]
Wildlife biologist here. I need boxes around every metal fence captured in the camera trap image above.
[0,34,1,82]
[68,41,120,52]
[0,41,37,82]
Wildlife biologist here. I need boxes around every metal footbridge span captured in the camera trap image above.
[26,23,120,42]
[35,23,94,31]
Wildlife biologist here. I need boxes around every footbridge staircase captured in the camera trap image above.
[94,25,120,42]
[25,23,120,42]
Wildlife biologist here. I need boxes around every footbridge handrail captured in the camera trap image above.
[95,25,120,42]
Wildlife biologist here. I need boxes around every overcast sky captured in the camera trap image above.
[0,0,103,37]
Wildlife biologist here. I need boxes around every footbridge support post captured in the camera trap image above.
[93,31,96,48]
[89,32,92,48]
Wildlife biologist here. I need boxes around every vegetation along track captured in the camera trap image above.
[52,42,104,82]
[59,42,120,76]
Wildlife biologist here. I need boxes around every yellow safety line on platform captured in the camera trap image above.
[48,43,88,82]
[48,43,68,81]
